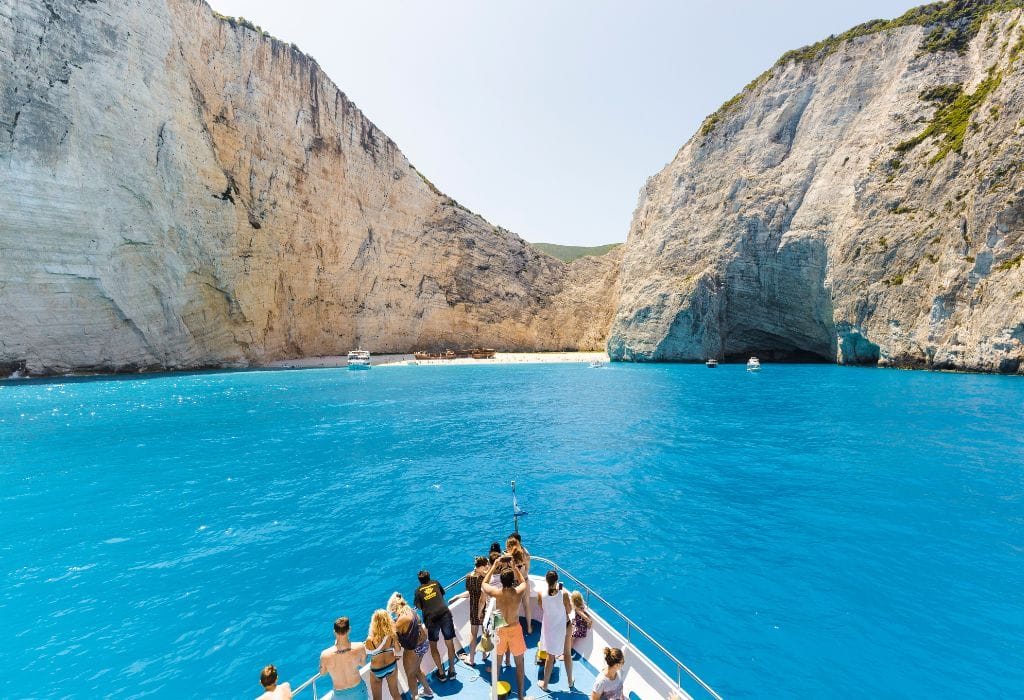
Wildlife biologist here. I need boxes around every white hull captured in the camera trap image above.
[347,350,372,368]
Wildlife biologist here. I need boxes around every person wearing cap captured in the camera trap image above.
[320,616,369,700]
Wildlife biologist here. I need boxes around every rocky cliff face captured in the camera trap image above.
[609,2,1024,373]
[0,0,618,375]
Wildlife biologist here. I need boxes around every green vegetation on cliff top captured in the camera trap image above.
[530,242,622,262]
[700,0,1024,137]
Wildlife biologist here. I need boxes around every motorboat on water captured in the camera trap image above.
[705,359,718,368]
[281,555,721,700]
[589,360,607,368]
[746,357,761,372]
[347,350,371,369]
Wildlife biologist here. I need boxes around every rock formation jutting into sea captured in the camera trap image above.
[608,0,1024,373]
[0,0,620,375]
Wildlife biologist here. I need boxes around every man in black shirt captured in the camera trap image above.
[413,569,458,681]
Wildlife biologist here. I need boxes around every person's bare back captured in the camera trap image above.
[482,555,527,624]
[320,642,365,690]
[493,578,525,624]
[320,617,367,693]
[482,557,531,700]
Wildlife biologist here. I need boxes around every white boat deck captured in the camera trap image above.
[284,558,720,700]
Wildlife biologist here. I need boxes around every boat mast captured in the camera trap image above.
[511,480,527,533]
[512,480,518,533]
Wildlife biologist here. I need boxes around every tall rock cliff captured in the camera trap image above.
[609,0,1024,373]
[0,0,619,375]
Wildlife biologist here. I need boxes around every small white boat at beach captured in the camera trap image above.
[347,349,371,369]
[705,359,718,368]
[746,357,761,372]
[589,360,607,368]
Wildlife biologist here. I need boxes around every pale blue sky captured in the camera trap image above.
[209,1,922,246]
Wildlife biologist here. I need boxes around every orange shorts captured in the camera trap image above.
[496,623,527,657]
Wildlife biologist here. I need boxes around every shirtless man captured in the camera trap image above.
[482,555,531,700]
[320,616,369,700]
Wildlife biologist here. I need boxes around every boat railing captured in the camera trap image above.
[274,561,720,700]
[530,555,723,700]
[280,571,472,700]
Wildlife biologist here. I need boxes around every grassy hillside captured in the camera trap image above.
[530,242,622,262]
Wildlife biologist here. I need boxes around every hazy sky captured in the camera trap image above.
[209,1,922,246]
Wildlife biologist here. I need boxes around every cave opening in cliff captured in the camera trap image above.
[722,328,833,363]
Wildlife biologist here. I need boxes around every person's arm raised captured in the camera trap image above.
[513,562,529,595]
[481,559,501,596]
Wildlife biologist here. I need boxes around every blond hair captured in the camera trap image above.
[387,592,412,617]
[505,538,526,565]
[571,590,586,610]
[367,609,397,647]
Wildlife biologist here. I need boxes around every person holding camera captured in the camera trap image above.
[482,554,530,700]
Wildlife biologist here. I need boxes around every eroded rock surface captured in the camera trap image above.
[609,6,1024,372]
[0,0,618,375]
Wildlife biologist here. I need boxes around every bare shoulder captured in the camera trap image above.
[320,646,335,658]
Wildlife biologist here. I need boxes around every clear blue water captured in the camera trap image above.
[2,363,1023,699]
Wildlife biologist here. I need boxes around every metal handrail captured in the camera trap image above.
[530,556,723,700]
[283,572,472,700]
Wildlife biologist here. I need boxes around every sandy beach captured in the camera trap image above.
[265,351,609,369]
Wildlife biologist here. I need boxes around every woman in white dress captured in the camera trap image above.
[537,570,574,691]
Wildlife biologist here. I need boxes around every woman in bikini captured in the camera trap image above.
[365,609,401,700]
[387,593,434,700]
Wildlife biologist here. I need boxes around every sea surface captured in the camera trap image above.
[1,363,1022,699]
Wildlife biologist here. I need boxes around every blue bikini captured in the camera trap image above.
[368,637,397,679]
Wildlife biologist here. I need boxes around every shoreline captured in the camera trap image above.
[264,351,610,369]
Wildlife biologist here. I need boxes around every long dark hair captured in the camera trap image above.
[545,570,559,595]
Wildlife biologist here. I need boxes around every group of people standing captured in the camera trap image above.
[258,532,630,700]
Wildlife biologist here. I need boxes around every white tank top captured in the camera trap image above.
[541,589,567,624]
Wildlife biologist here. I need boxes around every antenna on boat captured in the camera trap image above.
[512,479,527,533]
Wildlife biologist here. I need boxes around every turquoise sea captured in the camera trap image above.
[2,363,1022,698]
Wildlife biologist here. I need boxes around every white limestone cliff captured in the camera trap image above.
[0,0,619,375]
[608,4,1024,373]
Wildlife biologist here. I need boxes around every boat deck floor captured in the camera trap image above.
[427,619,596,700]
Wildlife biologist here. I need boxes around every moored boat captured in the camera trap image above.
[413,349,496,360]
[746,357,761,372]
[705,359,718,368]
[347,349,371,369]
